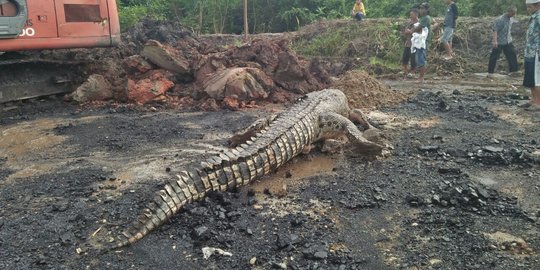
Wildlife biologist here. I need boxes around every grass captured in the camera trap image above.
[292,19,404,70]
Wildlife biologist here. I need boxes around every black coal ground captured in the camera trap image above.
[0,85,539,270]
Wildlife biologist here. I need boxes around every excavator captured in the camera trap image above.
[0,0,120,103]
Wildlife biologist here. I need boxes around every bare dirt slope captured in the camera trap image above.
[1,74,538,269]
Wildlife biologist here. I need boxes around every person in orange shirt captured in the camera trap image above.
[351,0,366,21]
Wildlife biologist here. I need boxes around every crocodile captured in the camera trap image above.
[111,88,383,249]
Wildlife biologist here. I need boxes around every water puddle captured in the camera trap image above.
[249,154,340,195]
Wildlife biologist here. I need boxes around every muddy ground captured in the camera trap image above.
[1,73,539,270]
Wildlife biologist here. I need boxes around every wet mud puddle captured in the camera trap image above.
[249,154,340,196]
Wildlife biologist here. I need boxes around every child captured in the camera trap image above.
[411,22,429,83]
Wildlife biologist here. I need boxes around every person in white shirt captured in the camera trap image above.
[411,22,429,83]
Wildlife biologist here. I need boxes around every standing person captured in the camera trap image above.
[522,0,540,111]
[418,3,432,50]
[351,0,365,21]
[440,0,458,60]
[411,22,429,83]
[488,6,519,78]
[412,3,431,83]
[402,9,419,77]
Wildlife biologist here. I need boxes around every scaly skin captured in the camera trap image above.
[111,89,383,248]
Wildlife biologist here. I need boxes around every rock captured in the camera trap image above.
[202,67,271,101]
[313,251,328,260]
[52,202,69,212]
[285,170,293,178]
[222,96,240,110]
[192,226,209,239]
[247,198,257,206]
[189,207,208,216]
[437,100,451,111]
[291,218,304,227]
[199,98,220,111]
[202,247,232,259]
[483,146,504,153]
[419,145,440,152]
[127,70,174,104]
[438,167,462,175]
[406,195,424,207]
[273,50,321,93]
[302,245,328,260]
[272,262,287,269]
[446,148,468,158]
[249,257,257,266]
[141,40,192,76]
[60,232,75,245]
[123,55,154,74]
[71,74,113,102]
[277,234,300,249]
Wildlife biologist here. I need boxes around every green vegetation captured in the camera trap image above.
[292,20,403,69]
[118,0,528,33]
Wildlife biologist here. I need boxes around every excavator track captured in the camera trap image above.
[0,57,86,103]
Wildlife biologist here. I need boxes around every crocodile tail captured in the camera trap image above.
[113,171,204,249]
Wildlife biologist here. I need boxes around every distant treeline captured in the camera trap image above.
[118,0,527,33]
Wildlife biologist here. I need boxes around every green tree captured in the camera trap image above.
[117,0,529,33]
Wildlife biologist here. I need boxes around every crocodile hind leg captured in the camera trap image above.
[319,112,383,155]
[228,115,277,147]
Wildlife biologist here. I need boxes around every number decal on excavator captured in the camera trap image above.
[19,27,36,37]
[18,20,35,37]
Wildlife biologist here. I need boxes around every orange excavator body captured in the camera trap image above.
[0,0,120,51]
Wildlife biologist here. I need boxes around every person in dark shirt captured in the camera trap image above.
[440,0,458,60]
[488,6,519,78]
[417,3,432,49]
[401,9,419,77]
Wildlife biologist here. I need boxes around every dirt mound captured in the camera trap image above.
[50,19,331,109]
[293,17,530,76]
[115,37,330,108]
[124,19,194,49]
[331,70,407,110]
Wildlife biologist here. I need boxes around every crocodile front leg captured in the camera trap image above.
[349,108,376,130]
[319,112,383,155]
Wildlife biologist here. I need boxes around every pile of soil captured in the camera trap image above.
[64,20,330,109]
[331,70,407,110]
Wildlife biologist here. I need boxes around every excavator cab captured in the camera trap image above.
[0,0,121,103]
[0,0,120,51]
[0,0,27,39]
